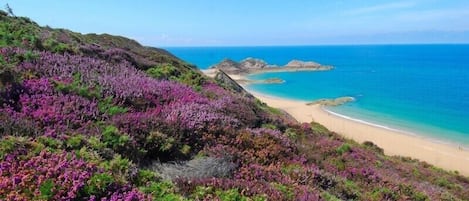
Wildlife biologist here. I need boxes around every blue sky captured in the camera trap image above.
[5,0,469,46]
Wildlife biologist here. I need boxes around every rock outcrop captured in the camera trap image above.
[211,59,243,74]
[239,57,269,69]
[285,60,321,68]
[210,57,332,74]
[213,69,254,98]
[306,97,355,106]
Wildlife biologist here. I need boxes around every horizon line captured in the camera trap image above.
[161,42,469,48]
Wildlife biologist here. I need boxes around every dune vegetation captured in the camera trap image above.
[1,10,469,201]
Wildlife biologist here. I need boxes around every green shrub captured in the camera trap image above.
[284,128,297,140]
[176,70,205,89]
[0,136,44,158]
[332,158,346,171]
[368,187,398,201]
[0,16,39,48]
[179,144,191,155]
[135,169,159,186]
[140,181,184,201]
[321,191,341,201]
[436,178,453,189]
[261,123,277,130]
[37,136,63,151]
[362,141,384,154]
[216,188,248,201]
[146,131,175,152]
[54,73,101,99]
[0,136,21,159]
[440,192,458,201]
[310,122,329,134]
[412,167,421,177]
[375,160,383,168]
[87,136,105,150]
[98,97,128,116]
[66,134,84,150]
[343,179,361,199]
[255,99,282,115]
[23,50,39,61]
[39,179,55,200]
[146,64,178,79]
[399,184,429,201]
[102,125,130,150]
[336,143,351,155]
[83,173,114,195]
[191,186,213,199]
[272,183,294,200]
[75,147,102,163]
[191,186,254,201]
[100,154,134,184]
[42,38,73,53]
[281,163,303,174]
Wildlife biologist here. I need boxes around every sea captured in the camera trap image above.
[166,45,469,146]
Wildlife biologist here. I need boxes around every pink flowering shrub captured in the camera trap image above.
[19,94,99,134]
[0,150,96,200]
[90,186,151,201]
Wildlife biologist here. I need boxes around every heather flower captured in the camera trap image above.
[0,150,97,200]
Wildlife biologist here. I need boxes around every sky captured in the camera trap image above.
[5,0,469,46]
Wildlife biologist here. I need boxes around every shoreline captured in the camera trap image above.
[212,71,469,176]
[322,107,469,150]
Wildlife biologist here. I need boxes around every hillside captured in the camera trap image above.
[1,11,469,201]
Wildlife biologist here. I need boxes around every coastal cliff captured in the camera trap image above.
[1,10,469,201]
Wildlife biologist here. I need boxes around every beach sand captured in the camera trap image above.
[204,70,469,175]
[250,91,469,176]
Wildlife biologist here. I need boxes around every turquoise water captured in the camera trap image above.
[167,45,469,145]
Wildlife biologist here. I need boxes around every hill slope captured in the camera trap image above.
[1,11,469,200]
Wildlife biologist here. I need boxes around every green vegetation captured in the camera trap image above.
[310,121,329,134]
[66,134,85,150]
[39,179,55,200]
[135,169,159,186]
[98,97,128,115]
[272,183,294,200]
[54,73,101,99]
[140,181,185,201]
[146,64,179,79]
[83,173,115,195]
[321,191,341,201]
[147,64,206,89]
[102,125,130,150]
[336,143,352,155]
[0,10,39,48]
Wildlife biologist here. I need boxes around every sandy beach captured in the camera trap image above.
[205,70,469,176]
[250,90,469,176]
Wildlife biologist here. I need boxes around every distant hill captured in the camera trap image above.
[1,9,468,201]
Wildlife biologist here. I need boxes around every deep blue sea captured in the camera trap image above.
[167,45,469,146]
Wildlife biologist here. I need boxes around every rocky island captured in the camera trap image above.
[209,57,333,75]
[306,96,355,106]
